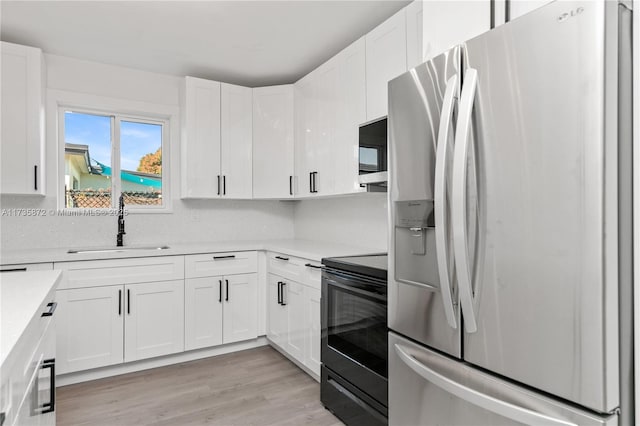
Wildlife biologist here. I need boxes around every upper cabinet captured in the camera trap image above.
[405,0,424,70]
[182,78,252,199]
[221,83,253,199]
[508,0,554,21]
[365,8,407,121]
[295,37,366,197]
[181,77,222,198]
[422,1,491,61]
[252,85,294,199]
[1,42,46,195]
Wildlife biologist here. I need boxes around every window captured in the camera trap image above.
[62,109,168,210]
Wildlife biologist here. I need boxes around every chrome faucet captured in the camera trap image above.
[116,194,126,246]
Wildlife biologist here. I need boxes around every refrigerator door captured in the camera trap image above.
[455,1,624,413]
[388,47,461,357]
[389,332,618,426]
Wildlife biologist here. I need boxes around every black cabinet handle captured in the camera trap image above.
[305,263,322,269]
[34,165,38,191]
[312,172,318,193]
[289,176,293,196]
[41,302,57,317]
[38,358,55,414]
[277,281,282,305]
[219,280,222,303]
[217,175,221,195]
[118,290,122,316]
[281,282,287,306]
[127,289,131,314]
[213,255,236,260]
[1,267,27,273]
[223,176,226,195]
[225,279,229,302]
[309,172,313,193]
[275,255,289,261]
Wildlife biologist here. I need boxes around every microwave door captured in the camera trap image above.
[388,47,461,358]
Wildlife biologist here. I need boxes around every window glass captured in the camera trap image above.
[120,121,163,206]
[64,111,112,208]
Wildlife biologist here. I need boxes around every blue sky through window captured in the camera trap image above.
[65,112,162,173]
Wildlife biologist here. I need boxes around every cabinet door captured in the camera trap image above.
[252,85,295,198]
[294,76,318,198]
[182,76,221,198]
[406,0,424,69]
[333,37,367,195]
[221,83,253,199]
[508,0,554,21]
[222,273,258,344]
[185,277,223,350]
[283,280,305,361]
[304,287,322,377]
[124,280,184,362]
[1,42,45,195]
[422,1,490,61]
[313,61,339,196]
[267,274,287,346]
[56,286,123,374]
[365,9,407,121]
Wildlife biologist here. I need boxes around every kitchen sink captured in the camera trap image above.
[67,245,170,254]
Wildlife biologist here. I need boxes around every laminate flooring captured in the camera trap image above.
[57,346,343,426]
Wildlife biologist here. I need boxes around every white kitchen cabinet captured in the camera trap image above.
[406,0,424,69]
[223,273,258,344]
[365,8,407,121]
[57,286,123,374]
[284,280,305,361]
[252,85,295,198]
[422,1,490,61]
[508,0,554,21]
[304,287,322,376]
[267,274,287,346]
[184,252,258,351]
[221,83,253,198]
[124,280,184,362]
[332,37,367,195]
[1,42,46,195]
[185,277,224,350]
[181,76,221,198]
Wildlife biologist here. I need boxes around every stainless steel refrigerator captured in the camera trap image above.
[387,1,633,425]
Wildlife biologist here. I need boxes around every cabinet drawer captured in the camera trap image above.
[267,252,304,282]
[55,256,185,289]
[0,262,53,272]
[302,260,323,290]
[185,251,257,278]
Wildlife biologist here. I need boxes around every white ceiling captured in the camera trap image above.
[1,1,410,87]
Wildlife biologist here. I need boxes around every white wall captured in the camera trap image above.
[293,194,388,251]
[0,54,295,250]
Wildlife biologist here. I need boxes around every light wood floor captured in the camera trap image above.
[57,346,343,426]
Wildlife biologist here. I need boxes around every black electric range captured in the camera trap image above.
[320,253,388,426]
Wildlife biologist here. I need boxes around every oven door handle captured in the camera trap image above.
[324,277,386,302]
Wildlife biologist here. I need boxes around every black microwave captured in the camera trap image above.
[359,118,387,175]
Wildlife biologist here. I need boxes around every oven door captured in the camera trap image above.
[321,268,388,405]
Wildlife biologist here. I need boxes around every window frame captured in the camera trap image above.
[54,92,175,214]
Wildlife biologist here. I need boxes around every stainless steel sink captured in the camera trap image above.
[67,245,170,254]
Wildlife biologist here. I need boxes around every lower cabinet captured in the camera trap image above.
[185,273,258,351]
[57,280,184,374]
[267,272,322,377]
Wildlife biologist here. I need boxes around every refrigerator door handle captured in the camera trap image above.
[394,344,577,426]
[452,68,479,333]
[434,75,459,330]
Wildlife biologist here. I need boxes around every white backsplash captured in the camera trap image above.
[293,194,388,251]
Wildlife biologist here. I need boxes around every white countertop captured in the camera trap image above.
[0,270,62,366]
[0,239,384,265]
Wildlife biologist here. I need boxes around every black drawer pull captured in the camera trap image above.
[41,302,57,317]
[277,281,282,305]
[305,263,322,269]
[34,165,38,191]
[118,290,122,315]
[38,358,56,414]
[225,279,229,302]
[289,175,293,196]
[281,282,287,306]
[0,268,27,273]
[217,175,221,195]
[219,280,223,303]
[213,255,236,260]
[275,256,289,261]
[127,289,131,314]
